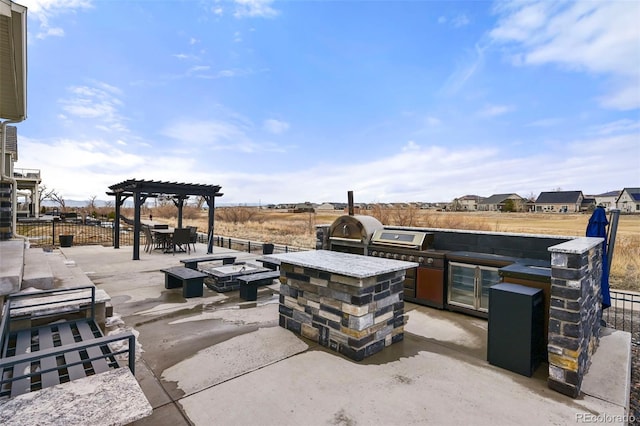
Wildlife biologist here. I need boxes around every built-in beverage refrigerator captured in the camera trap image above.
[447,261,500,316]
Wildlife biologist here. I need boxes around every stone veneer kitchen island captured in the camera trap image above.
[266,250,417,361]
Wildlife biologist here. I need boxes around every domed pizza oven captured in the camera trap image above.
[328,215,384,255]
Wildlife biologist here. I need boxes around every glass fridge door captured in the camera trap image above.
[448,262,476,309]
[478,266,500,312]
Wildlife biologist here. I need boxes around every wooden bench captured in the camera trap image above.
[255,257,281,271]
[237,271,281,301]
[180,255,237,270]
[0,286,137,399]
[161,266,208,298]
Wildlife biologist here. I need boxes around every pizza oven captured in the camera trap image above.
[328,215,384,255]
[368,229,447,308]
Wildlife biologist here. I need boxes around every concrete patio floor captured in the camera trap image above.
[39,244,632,425]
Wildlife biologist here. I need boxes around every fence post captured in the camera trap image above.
[228,238,231,249]
[52,219,56,246]
[248,241,251,253]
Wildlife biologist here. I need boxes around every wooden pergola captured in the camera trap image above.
[107,179,223,260]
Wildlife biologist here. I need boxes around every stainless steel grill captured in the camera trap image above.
[368,229,446,308]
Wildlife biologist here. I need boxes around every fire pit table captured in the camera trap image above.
[264,250,417,361]
[203,263,269,292]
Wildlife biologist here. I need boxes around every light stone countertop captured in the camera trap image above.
[265,250,418,278]
[548,237,603,254]
[0,368,152,426]
[9,287,111,317]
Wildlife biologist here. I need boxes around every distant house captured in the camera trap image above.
[293,202,315,213]
[616,188,640,213]
[535,191,584,213]
[316,203,335,211]
[581,197,596,212]
[477,194,524,212]
[451,195,484,211]
[594,190,621,210]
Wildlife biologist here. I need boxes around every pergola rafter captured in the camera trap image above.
[107,179,223,260]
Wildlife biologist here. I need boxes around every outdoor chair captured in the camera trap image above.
[143,226,153,253]
[188,226,198,252]
[171,228,192,255]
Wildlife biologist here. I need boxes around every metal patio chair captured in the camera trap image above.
[171,228,192,255]
[188,226,198,252]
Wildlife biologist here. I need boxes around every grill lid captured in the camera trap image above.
[329,215,384,243]
[370,229,434,250]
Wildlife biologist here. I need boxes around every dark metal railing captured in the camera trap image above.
[211,236,309,255]
[15,219,310,255]
[16,219,135,247]
[604,290,640,345]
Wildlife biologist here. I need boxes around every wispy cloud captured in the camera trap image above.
[58,82,129,133]
[526,118,563,128]
[588,119,640,136]
[21,0,93,40]
[194,68,266,79]
[452,14,470,28]
[437,13,470,28]
[477,104,515,118]
[263,119,290,135]
[233,0,279,19]
[161,118,285,153]
[441,42,488,95]
[490,1,640,110]
[425,116,442,127]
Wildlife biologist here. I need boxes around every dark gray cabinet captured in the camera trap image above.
[487,283,544,377]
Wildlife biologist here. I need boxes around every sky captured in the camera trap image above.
[11,0,640,205]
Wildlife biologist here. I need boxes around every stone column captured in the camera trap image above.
[547,237,603,397]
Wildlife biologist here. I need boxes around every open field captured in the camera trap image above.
[165,209,639,291]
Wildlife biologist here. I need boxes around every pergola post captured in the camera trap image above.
[114,193,121,248]
[133,191,144,260]
[205,193,220,254]
[173,196,186,229]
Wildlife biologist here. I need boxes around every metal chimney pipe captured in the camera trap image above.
[607,209,620,269]
[348,191,354,216]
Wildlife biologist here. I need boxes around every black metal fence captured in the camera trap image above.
[16,219,134,247]
[604,290,640,345]
[15,219,310,255]
[210,236,309,255]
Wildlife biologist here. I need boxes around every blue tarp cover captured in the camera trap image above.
[586,206,610,308]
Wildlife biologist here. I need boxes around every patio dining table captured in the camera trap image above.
[151,228,175,252]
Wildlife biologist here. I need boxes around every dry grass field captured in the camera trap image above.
[164,208,639,291]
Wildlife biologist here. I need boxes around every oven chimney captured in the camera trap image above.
[348,191,354,216]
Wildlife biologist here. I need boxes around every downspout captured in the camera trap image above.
[1,118,27,242]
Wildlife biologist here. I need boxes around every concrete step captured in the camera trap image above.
[22,248,54,290]
[46,249,94,288]
[0,239,25,296]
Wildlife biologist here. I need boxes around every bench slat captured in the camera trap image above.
[10,329,33,397]
[75,322,111,374]
[162,267,208,280]
[37,327,62,390]
[180,255,236,270]
[238,271,280,283]
[57,323,87,381]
